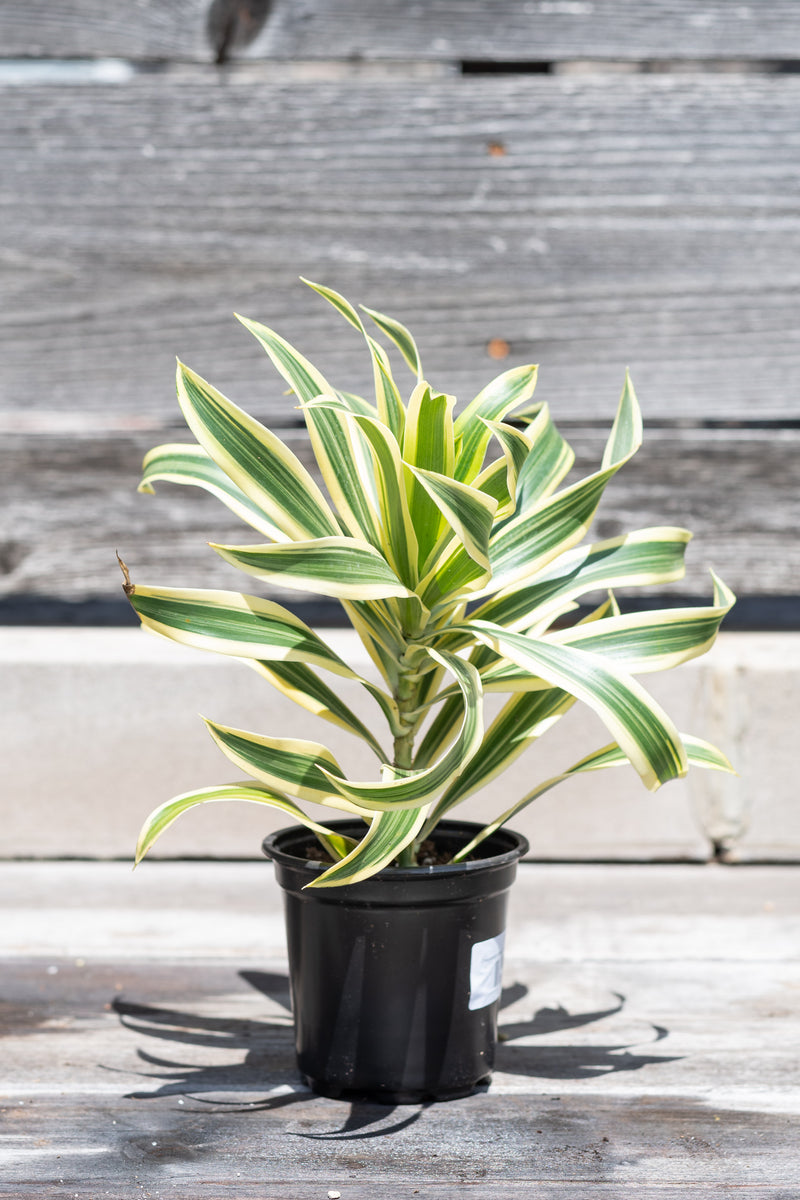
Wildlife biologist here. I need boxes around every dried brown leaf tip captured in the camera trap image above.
[116,551,134,596]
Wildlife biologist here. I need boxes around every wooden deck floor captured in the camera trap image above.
[2,860,798,1197]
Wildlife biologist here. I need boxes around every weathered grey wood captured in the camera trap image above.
[256,0,800,64]
[5,860,799,959]
[2,424,797,602]
[4,0,800,64]
[1,75,800,424]
[0,2,211,63]
[1,862,799,1195]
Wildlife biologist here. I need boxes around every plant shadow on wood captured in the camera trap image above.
[495,986,680,1080]
[111,972,679,1137]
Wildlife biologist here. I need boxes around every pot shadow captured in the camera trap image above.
[111,971,428,1137]
[110,972,679,1138]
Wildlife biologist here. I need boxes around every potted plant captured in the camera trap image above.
[120,280,734,1102]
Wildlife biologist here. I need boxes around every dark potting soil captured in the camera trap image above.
[301,836,478,868]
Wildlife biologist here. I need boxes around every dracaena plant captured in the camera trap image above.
[121,280,734,886]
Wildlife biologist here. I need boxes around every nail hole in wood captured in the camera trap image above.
[487,338,510,360]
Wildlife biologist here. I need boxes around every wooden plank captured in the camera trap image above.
[4,0,800,64]
[1,74,799,424]
[1,863,799,1195]
[256,0,800,64]
[1,425,797,602]
[5,860,799,959]
[0,2,212,62]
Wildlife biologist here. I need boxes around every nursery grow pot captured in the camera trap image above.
[262,819,528,1103]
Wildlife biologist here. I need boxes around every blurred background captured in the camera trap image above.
[1,0,798,861]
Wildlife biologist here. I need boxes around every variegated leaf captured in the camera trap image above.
[473,527,692,633]
[306,396,418,586]
[249,660,387,760]
[123,583,354,675]
[135,783,357,866]
[413,694,465,770]
[511,402,575,512]
[176,362,338,541]
[322,649,484,810]
[454,364,539,483]
[241,307,383,541]
[336,391,378,419]
[406,465,498,570]
[403,383,456,569]
[209,536,415,601]
[299,394,383,547]
[454,734,736,861]
[415,538,492,610]
[306,804,430,889]
[236,313,332,403]
[302,279,405,441]
[339,599,413,693]
[423,688,575,829]
[482,374,643,596]
[549,573,736,673]
[203,719,362,809]
[419,391,594,606]
[361,304,423,379]
[138,443,286,540]
[465,620,688,790]
[472,418,533,517]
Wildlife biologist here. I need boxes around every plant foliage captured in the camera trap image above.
[124,282,734,885]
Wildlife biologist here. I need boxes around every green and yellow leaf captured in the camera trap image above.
[361,304,423,379]
[236,313,332,404]
[123,584,354,675]
[203,718,362,809]
[472,418,533,517]
[305,396,418,586]
[135,783,357,866]
[322,649,484,810]
[403,383,456,569]
[299,394,383,547]
[305,804,430,888]
[138,443,285,541]
[406,465,498,569]
[465,620,688,790]
[550,573,735,674]
[209,536,415,601]
[176,362,338,541]
[474,527,692,633]
[249,659,387,760]
[302,279,405,441]
[482,376,642,596]
[424,688,575,827]
[511,402,575,511]
[454,364,539,483]
[454,733,736,861]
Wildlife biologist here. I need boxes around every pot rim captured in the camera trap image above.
[262,817,529,882]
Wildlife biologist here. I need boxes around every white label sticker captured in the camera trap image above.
[469,931,506,1011]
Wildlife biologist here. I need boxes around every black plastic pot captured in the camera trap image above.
[262,819,528,1103]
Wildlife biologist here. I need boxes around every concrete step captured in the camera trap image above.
[3,628,798,860]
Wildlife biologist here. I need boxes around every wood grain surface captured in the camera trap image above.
[1,10,798,619]
[2,75,799,423]
[2,424,798,604]
[4,0,800,64]
[2,861,798,1196]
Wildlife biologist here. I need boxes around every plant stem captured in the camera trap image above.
[393,649,421,867]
